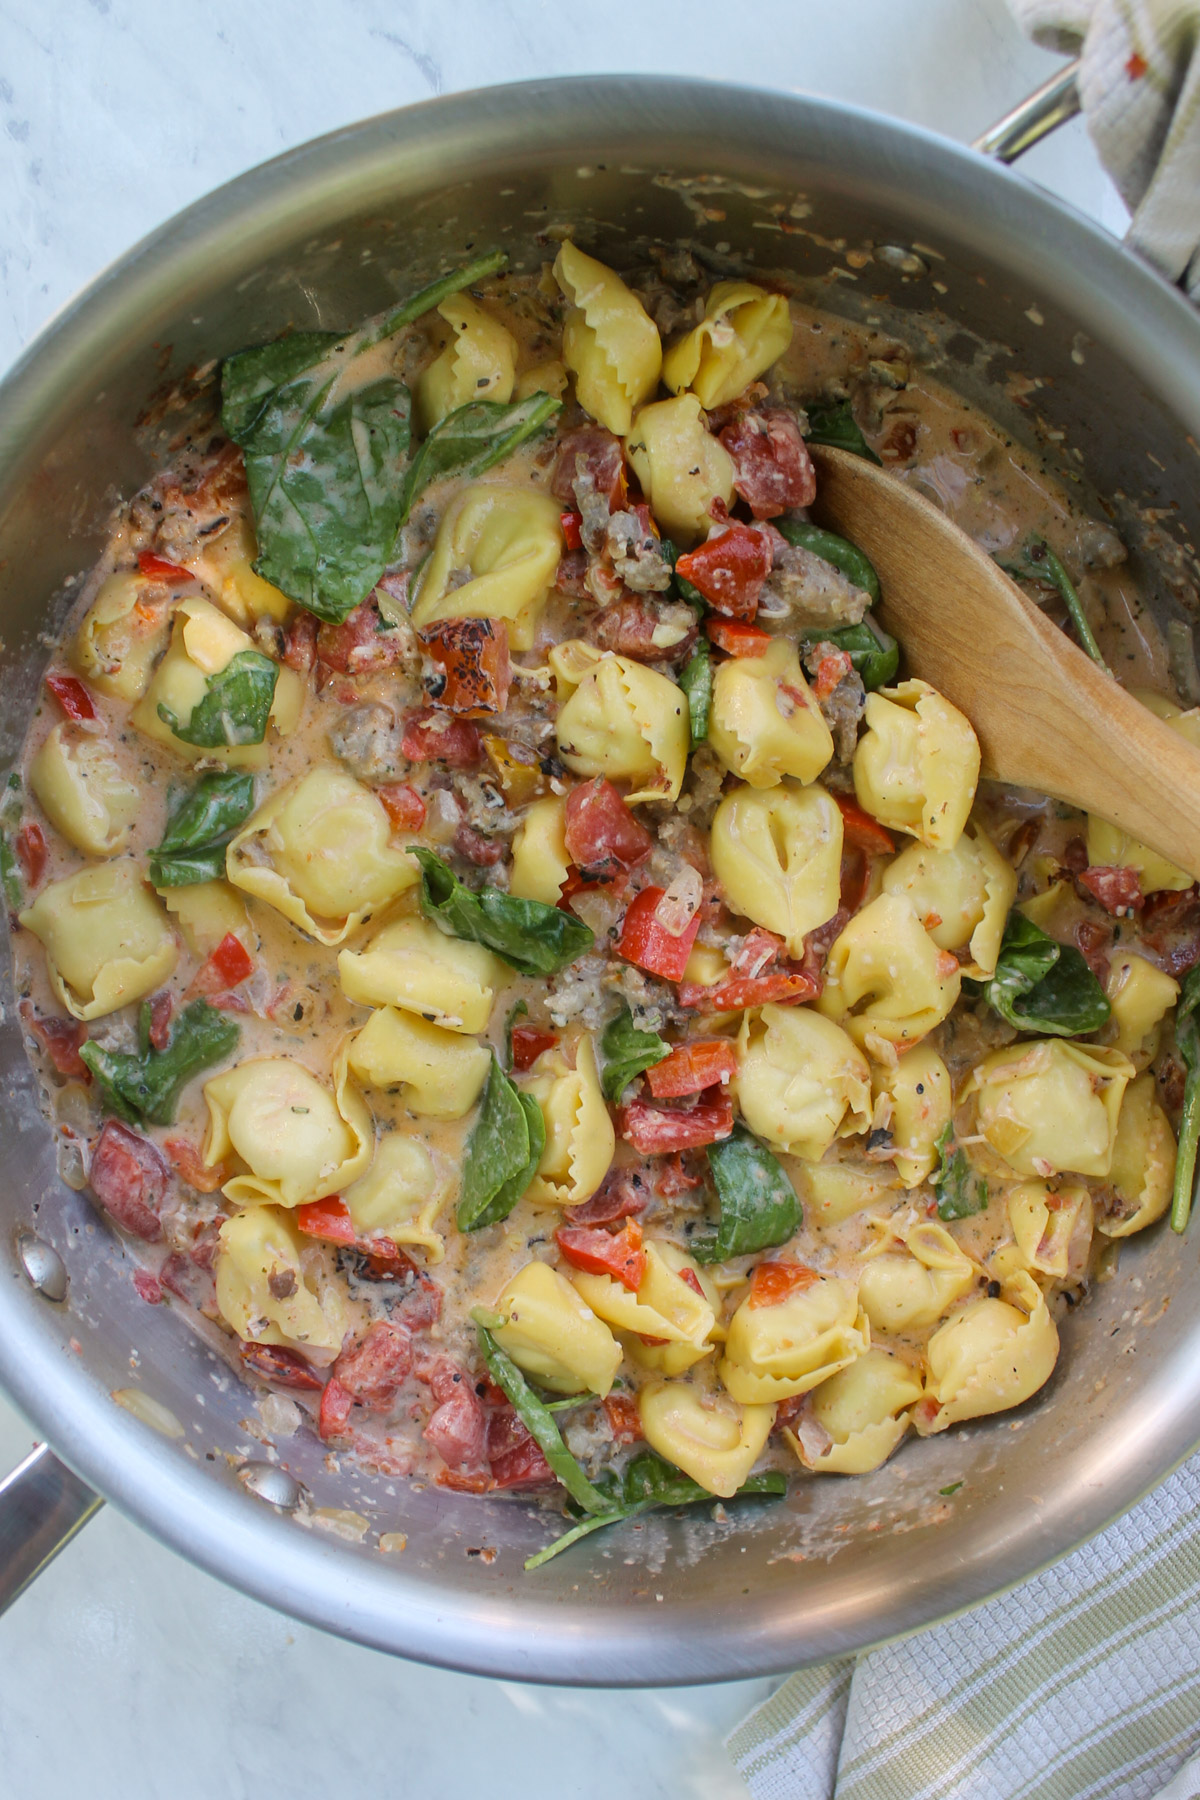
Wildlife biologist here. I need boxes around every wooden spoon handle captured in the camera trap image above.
[809,445,1200,884]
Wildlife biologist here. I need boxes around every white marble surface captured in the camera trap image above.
[0,2,1128,1795]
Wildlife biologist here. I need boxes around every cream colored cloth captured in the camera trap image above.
[1011,0,1200,298]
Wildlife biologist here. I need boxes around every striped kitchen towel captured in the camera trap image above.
[727,1448,1200,1800]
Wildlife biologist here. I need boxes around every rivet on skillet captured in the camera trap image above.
[237,1461,303,1510]
[874,244,929,276]
[16,1232,68,1302]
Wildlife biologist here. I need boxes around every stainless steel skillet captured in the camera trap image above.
[2,69,1199,1686]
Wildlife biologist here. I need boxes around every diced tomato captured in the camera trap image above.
[718,408,817,517]
[555,1219,646,1292]
[22,1005,89,1078]
[705,617,772,657]
[564,778,653,883]
[88,1120,168,1241]
[551,426,627,509]
[137,549,193,582]
[282,612,318,673]
[730,927,784,975]
[241,1342,324,1391]
[678,967,820,1011]
[835,795,895,856]
[15,821,46,888]
[645,1039,738,1099]
[657,1152,703,1196]
[317,597,404,675]
[421,617,512,717]
[674,523,772,619]
[678,1267,705,1298]
[748,1262,818,1308]
[813,650,853,701]
[318,1375,356,1442]
[1078,865,1144,916]
[401,706,483,769]
[487,1408,556,1489]
[563,1166,652,1224]
[617,1087,735,1153]
[617,885,702,981]
[146,991,173,1052]
[333,1320,414,1411]
[44,671,97,721]
[560,510,584,551]
[377,782,426,831]
[188,932,254,996]
[164,1136,228,1194]
[510,1025,559,1072]
[294,1196,357,1245]
[602,1393,644,1445]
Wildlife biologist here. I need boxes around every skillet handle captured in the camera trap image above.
[0,1442,103,1617]
[973,57,1081,163]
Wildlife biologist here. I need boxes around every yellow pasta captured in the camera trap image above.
[159,880,250,958]
[555,650,689,803]
[871,1044,952,1187]
[493,1259,622,1396]
[858,1218,977,1333]
[624,394,735,545]
[338,915,501,1034]
[1097,1071,1176,1238]
[662,281,793,409]
[215,1207,352,1357]
[735,1004,872,1159]
[818,893,961,1054]
[553,242,662,434]
[720,1274,868,1404]
[791,1160,900,1228]
[1085,694,1200,891]
[708,637,834,788]
[416,294,517,428]
[72,570,172,701]
[524,1037,615,1207]
[967,1039,1134,1179]
[193,514,293,628]
[914,1272,1059,1435]
[29,724,140,857]
[638,1380,775,1498]
[995,1182,1093,1282]
[572,1241,716,1375]
[853,679,980,850]
[410,483,562,652]
[710,781,842,956]
[203,1054,372,1207]
[20,861,177,1021]
[509,795,571,905]
[130,595,303,766]
[343,1134,450,1263]
[788,1349,924,1476]
[880,823,1016,978]
[345,1006,491,1120]
[1105,952,1179,1067]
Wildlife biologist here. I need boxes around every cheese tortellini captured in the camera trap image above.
[624,394,735,545]
[710,782,842,956]
[509,795,571,905]
[853,679,980,850]
[130,595,303,765]
[493,1259,622,1397]
[194,514,293,629]
[72,569,172,701]
[572,1242,717,1376]
[524,1036,615,1207]
[227,767,418,945]
[735,1004,871,1159]
[995,1182,1093,1282]
[203,1055,373,1207]
[215,1207,353,1358]
[638,1380,775,1498]
[708,638,834,788]
[1105,952,1179,1066]
[881,823,1016,978]
[1085,694,1200,892]
[720,1273,868,1404]
[788,1350,924,1476]
[553,242,662,435]
[858,1219,977,1333]
[159,879,250,957]
[416,294,517,428]
[554,647,689,803]
[914,1273,1059,1435]
[410,483,562,652]
[20,861,177,1021]
[1097,1071,1176,1238]
[29,725,139,857]
[342,1134,451,1263]
[346,1006,491,1120]
[818,893,961,1054]
[338,915,501,1034]
[967,1039,1135,1180]
[871,1045,952,1187]
[662,281,793,410]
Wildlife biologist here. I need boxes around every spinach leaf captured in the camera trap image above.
[678,639,712,745]
[983,911,1110,1037]
[221,252,507,624]
[1171,966,1200,1232]
[693,1126,802,1263]
[799,618,899,692]
[805,399,882,466]
[149,770,256,887]
[80,999,239,1126]
[775,518,880,604]
[525,1449,787,1569]
[409,846,593,976]
[599,1004,669,1103]
[659,538,706,610]
[158,650,278,749]
[457,1055,545,1231]
[398,393,561,525]
[473,1319,612,1514]
[931,1123,989,1221]
[997,538,1109,673]
[0,774,24,908]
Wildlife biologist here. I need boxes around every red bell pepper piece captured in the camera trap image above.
[555,1219,646,1292]
[510,1025,559,1072]
[677,967,820,1011]
[45,671,97,722]
[617,1087,735,1153]
[617,886,702,982]
[14,821,46,887]
[560,510,584,551]
[674,523,772,619]
[645,1039,738,1099]
[748,1262,819,1308]
[705,617,772,657]
[137,549,193,582]
[420,617,512,717]
[377,781,427,831]
[294,1196,358,1246]
[602,1392,645,1444]
[834,794,895,856]
[188,932,254,996]
[812,650,853,701]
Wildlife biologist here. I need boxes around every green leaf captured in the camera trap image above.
[598,1003,669,1103]
[158,650,279,749]
[775,518,880,604]
[80,999,239,1126]
[800,618,899,692]
[939,1481,963,1497]
[473,1320,611,1514]
[997,538,1110,673]
[0,834,20,909]
[1171,965,1200,1232]
[659,538,706,611]
[398,393,561,526]
[931,1123,989,1221]
[805,399,882,465]
[458,1055,544,1231]
[693,1126,802,1263]
[149,771,256,887]
[678,639,712,745]
[983,911,1110,1037]
[409,846,593,976]
[502,998,529,1073]
[221,253,506,624]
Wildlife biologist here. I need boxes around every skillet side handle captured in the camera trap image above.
[0,1442,103,1617]
[973,57,1081,163]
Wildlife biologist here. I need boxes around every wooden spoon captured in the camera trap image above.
[808,443,1200,884]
